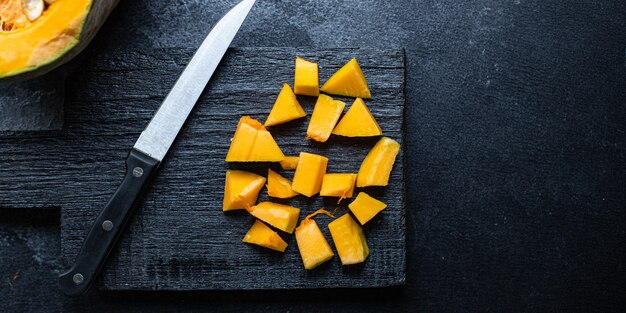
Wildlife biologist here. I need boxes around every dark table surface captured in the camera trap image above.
[1,0,625,312]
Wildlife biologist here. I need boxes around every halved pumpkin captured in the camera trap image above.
[0,0,119,81]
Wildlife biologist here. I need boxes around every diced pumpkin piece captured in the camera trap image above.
[332,98,382,137]
[267,169,298,199]
[250,130,286,161]
[306,94,345,142]
[242,220,288,252]
[264,84,307,126]
[295,209,335,269]
[225,116,285,162]
[247,202,300,234]
[223,170,266,211]
[356,137,400,187]
[279,156,299,170]
[328,214,369,265]
[320,173,357,200]
[224,118,257,161]
[294,57,319,96]
[320,58,371,99]
[291,152,328,197]
[348,192,387,225]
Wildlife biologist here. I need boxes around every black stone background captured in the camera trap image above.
[1,0,625,312]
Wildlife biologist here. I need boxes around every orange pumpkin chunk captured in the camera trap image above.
[348,192,387,225]
[293,57,319,96]
[267,169,298,199]
[328,214,369,265]
[279,156,299,170]
[320,58,371,99]
[320,173,357,200]
[306,94,345,142]
[264,83,306,126]
[247,202,300,234]
[225,116,285,162]
[291,152,328,197]
[223,170,266,211]
[357,137,400,187]
[332,98,382,137]
[243,220,288,252]
[295,209,335,269]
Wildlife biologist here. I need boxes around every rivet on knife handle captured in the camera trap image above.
[58,149,159,296]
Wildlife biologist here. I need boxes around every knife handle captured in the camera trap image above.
[59,148,159,296]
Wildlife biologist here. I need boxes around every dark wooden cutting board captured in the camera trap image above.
[0,47,405,290]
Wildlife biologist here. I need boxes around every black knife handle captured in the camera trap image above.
[59,148,160,296]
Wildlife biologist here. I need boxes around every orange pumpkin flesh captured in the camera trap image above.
[356,137,400,187]
[295,209,335,270]
[348,192,387,225]
[319,173,357,200]
[246,202,300,234]
[264,83,306,127]
[293,56,319,96]
[242,220,288,252]
[320,58,371,99]
[332,98,382,137]
[223,170,266,211]
[328,213,369,265]
[306,94,345,142]
[279,156,299,170]
[291,152,328,197]
[225,116,285,162]
[267,168,298,199]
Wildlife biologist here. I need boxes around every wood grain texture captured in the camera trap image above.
[0,47,405,290]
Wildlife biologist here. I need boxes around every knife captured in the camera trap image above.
[58,0,256,296]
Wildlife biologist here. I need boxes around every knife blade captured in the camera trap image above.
[58,0,256,296]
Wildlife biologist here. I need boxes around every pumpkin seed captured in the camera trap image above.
[23,0,44,22]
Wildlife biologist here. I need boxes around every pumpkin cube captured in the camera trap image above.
[328,214,369,265]
[294,57,319,96]
[264,83,307,127]
[348,192,387,225]
[223,170,266,211]
[267,169,298,199]
[320,173,357,200]
[291,152,328,197]
[242,220,288,252]
[247,202,300,234]
[295,211,334,270]
[279,156,299,170]
[332,98,382,137]
[320,58,371,99]
[306,94,345,142]
[225,116,285,162]
[357,137,400,187]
